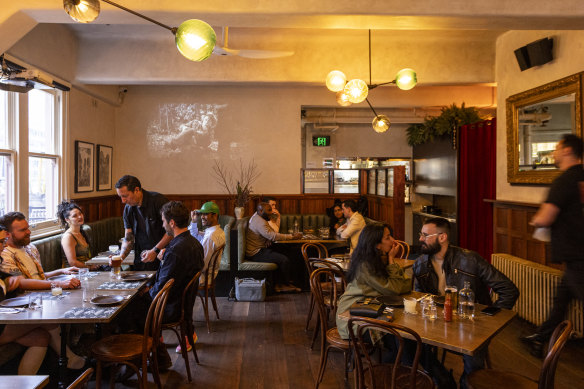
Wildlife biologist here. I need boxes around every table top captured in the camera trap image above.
[85,251,135,265]
[275,238,347,244]
[316,257,415,272]
[0,375,49,388]
[0,271,153,324]
[340,291,517,356]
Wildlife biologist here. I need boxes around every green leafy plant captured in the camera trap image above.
[212,159,261,207]
[406,103,483,146]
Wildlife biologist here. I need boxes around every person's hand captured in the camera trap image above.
[5,276,22,292]
[291,232,303,240]
[191,210,200,224]
[157,248,166,261]
[141,249,158,263]
[60,277,80,289]
[272,208,280,218]
[388,241,400,263]
[338,224,347,231]
[61,267,79,275]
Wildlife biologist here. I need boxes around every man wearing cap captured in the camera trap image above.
[188,201,226,282]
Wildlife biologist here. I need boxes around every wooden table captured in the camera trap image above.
[274,238,348,245]
[0,271,153,388]
[340,291,517,356]
[316,257,415,272]
[85,251,135,266]
[0,375,49,388]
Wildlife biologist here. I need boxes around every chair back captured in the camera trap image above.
[143,278,174,352]
[301,242,328,274]
[348,316,425,389]
[309,258,346,276]
[202,243,226,288]
[539,320,573,389]
[394,240,410,260]
[66,367,94,389]
[310,267,347,329]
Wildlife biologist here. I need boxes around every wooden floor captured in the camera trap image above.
[101,293,583,388]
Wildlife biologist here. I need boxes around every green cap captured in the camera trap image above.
[197,201,220,215]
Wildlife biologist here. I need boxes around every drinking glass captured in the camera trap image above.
[445,285,458,310]
[82,281,94,302]
[111,255,122,279]
[403,297,417,314]
[108,244,120,254]
[50,282,63,296]
[78,268,89,280]
[28,294,43,310]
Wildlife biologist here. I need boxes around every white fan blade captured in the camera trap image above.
[237,49,294,59]
[213,46,240,56]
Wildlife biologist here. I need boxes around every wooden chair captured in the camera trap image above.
[310,267,350,388]
[302,242,329,333]
[163,270,203,382]
[348,316,435,389]
[467,320,573,389]
[198,244,226,333]
[66,367,94,389]
[91,279,174,389]
[394,240,410,260]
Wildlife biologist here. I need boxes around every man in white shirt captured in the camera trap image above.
[188,201,226,283]
[336,199,366,253]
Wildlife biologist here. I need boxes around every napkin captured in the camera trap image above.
[0,308,24,314]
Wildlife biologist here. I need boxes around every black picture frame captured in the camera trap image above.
[96,144,113,191]
[75,140,94,193]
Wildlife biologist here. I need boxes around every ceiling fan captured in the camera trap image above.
[212,27,294,59]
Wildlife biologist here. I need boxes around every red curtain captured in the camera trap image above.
[458,119,496,262]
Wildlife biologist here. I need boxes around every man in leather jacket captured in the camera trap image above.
[413,217,519,389]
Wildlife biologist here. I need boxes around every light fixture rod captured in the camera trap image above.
[368,29,372,86]
[101,0,176,33]
[365,98,379,117]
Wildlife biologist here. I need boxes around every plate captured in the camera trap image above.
[433,295,445,306]
[375,295,404,307]
[0,297,29,308]
[48,274,75,282]
[90,295,125,306]
[120,273,150,281]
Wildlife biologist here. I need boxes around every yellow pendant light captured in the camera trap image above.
[175,20,217,62]
[63,0,100,23]
[372,115,391,133]
[344,79,368,103]
[326,70,347,92]
[336,90,353,107]
[395,68,417,90]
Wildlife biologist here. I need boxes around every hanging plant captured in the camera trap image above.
[406,103,483,146]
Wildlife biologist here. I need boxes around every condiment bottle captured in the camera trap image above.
[444,290,452,322]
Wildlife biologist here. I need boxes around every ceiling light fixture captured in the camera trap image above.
[325,30,418,133]
[63,0,216,62]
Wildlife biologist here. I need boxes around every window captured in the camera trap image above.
[0,87,64,234]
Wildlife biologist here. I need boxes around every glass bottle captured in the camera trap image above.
[293,219,299,234]
[458,281,475,319]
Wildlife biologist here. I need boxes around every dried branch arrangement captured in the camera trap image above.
[212,159,261,207]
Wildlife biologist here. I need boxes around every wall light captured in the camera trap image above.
[63,0,216,62]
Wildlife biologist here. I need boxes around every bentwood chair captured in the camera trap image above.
[66,368,94,389]
[467,320,573,389]
[164,270,203,382]
[394,240,410,260]
[92,279,174,389]
[308,258,347,349]
[302,242,330,335]
[348,316,435,389]
[198,244,226,332]
[310,267,350,388]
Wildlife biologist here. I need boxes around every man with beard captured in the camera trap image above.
[188,201,226,282]
[0,212,80,290]
[412,217,518,389]
[246,202,302,292]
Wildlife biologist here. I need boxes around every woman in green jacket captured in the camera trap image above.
[336,223,412,339]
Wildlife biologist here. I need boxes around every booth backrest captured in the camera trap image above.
[237,217,251,266]
[218,214,235,270]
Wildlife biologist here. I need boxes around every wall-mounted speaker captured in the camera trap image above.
[514,37,554,71]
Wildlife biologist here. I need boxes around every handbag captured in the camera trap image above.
[349,298,386,318]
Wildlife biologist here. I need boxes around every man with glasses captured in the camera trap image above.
[413,217,518,389]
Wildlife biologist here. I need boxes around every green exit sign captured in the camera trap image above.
[312,136,331,147]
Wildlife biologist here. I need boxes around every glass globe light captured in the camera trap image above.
[395,68,417,90]
[63,0,100,23]
[326,70,347,92]
[344,79,368,103]
[336,90,352,107]
[372,115,391,133]
[175,19,217,62]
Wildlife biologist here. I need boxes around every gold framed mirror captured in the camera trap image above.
[507,73,582,184]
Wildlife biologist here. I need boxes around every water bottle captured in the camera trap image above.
[293,219,299,234]
[458,281,475,319]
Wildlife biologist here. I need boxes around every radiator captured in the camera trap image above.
[491,253,583,337]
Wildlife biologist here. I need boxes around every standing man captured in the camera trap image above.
[189,201,226,283]
[115,175,171,270]
[262,196,281,232]
[246,202,302,292]
[521,134,584,357]
[336,199,366,253]
[413,217,519,389]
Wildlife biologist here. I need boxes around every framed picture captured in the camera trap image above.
[75,141,94,193]
[96,144,113,191]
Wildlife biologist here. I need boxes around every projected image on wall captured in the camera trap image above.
[147,103,227,156]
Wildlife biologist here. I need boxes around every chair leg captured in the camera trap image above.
[210,288,220,320]
[199,292,211,333]
[316,345,332,388]
[179,322,193,382]
[150,348,162,389]
[108,364,118,389]
[310,315,320,350]
[305,294,315,332]
[95,360,102,389]
[142,353,149,389]
[186,323,200,364]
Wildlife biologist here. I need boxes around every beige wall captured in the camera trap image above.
[495,30,584,203]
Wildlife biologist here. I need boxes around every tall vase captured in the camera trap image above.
[234,207,245,220]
